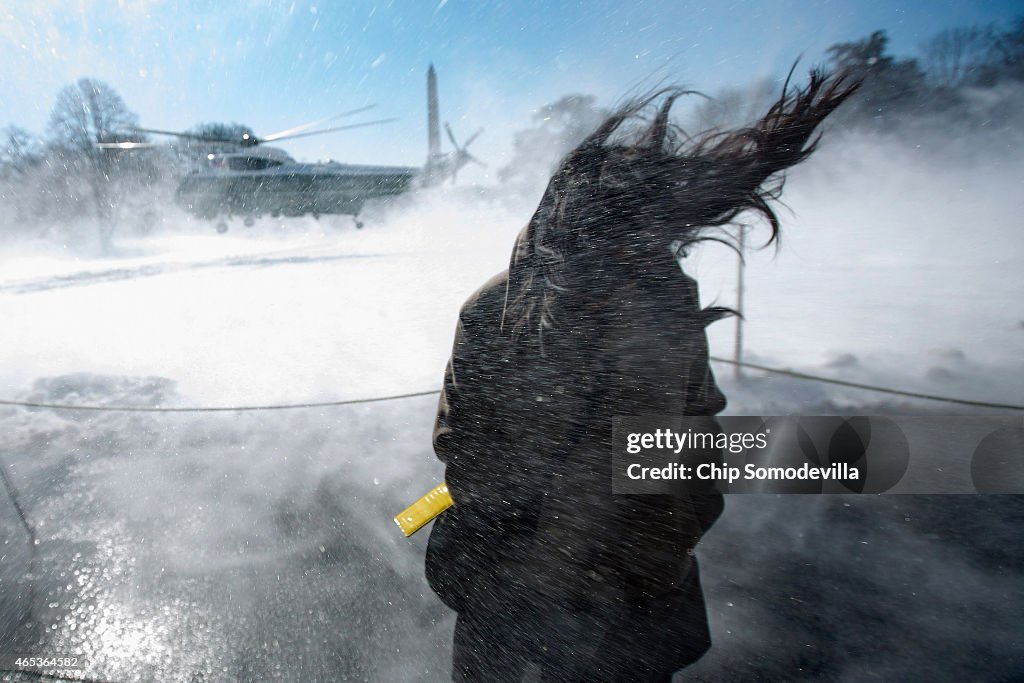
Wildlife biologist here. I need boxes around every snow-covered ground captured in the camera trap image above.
[0,134,1021,681]
[1,136,1020,411]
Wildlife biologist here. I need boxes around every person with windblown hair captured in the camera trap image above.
[424,69,858,682]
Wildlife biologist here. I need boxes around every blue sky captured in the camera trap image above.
[1,1,1020,170]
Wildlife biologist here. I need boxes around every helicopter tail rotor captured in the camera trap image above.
[443,123,485,183]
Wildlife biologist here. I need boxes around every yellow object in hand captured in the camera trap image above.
[394,482,452,537]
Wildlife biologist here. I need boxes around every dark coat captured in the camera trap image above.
[425,240,727,679]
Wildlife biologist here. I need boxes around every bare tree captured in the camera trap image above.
[187,122,254,141]
[987,17,1024,83]
[46,78,141,247]
[0,126,42,177]
[923,25,995,87]
[0,126,44,224]
[498,95,607,191]
[689,77,778,133]
[171,122,256,163]
[826,30,926,125]
[48,78,139,152]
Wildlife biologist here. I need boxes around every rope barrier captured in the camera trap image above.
[0,359,1018,413]
[0,389,440,413]
[708,356,1023,410]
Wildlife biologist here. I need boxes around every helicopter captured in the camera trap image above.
[100,66,482,232]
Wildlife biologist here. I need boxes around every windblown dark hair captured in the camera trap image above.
[501,68,859,342]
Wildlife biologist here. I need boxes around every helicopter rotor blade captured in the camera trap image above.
[95,141,163,150]
[444,122,459,150]
[268,118,399,143]
[129,112,394,147]
[463,128,484,148]
[262,104,378,142]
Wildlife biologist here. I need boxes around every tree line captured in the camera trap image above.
[498,18,1024,190]
[1,78,164,245]
[0,79,253,246]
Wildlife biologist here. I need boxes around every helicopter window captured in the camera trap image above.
[227,157,284,171]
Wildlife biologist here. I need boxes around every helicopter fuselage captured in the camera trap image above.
[176,155,419,221]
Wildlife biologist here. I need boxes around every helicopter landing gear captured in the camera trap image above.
[216,220,228,234]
